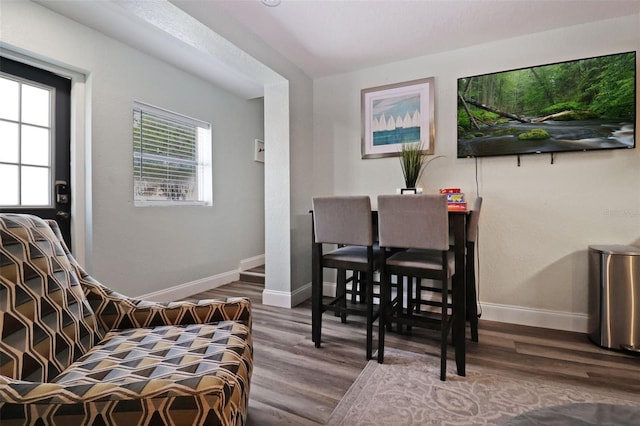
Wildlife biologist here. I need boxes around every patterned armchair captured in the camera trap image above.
[0,214,253,425]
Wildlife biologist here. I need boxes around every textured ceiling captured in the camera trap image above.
[36,0,640,97]
[173,0,640,78]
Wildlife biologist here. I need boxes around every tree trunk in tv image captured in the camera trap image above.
[457,52,636,158]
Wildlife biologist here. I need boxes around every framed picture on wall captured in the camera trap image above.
[361,77,435,159]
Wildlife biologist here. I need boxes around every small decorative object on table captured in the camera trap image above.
[441,187,467,211]
[399,141,442,193]
[400,187,423,194]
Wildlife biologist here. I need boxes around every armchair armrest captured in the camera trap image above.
[79,273,252,333]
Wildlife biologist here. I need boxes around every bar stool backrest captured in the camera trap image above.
[312,196,373,246]
[467,197,483,243]
[378,194,449,251]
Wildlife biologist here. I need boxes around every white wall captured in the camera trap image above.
[2,1,265,296]
[314,15,640,331]
[192,3,315,306]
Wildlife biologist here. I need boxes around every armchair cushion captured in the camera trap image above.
[0,322,252,425]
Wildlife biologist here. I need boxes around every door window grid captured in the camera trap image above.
[0,73,53,207]
[133,102,212,206]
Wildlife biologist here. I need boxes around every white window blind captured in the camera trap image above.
[133,102,212,206]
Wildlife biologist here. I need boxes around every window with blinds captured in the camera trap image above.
[133,102,212,206]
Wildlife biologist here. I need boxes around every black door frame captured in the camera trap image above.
[0,56,73,249]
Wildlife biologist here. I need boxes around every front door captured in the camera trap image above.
[0,57,72,249]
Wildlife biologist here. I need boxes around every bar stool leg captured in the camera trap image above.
[336,269,347,323]
[377,269,388,363]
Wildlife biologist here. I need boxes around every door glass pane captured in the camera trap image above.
[0,164,19,205]
[1,58,68,223]
[0,77,19,121]
[21,125,50,166]
[0,121,19,163]
[21,166,50,206]
[21,83,50,127]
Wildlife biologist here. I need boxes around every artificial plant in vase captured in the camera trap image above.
[399,141,442,193]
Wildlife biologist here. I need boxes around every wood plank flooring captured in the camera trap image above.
[184,280,640,425]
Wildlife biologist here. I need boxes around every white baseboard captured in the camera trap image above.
[261,290,289,308]
[322,282,588,333]
[323,281,336,297]
[138,254,264,302]
[240,254,265,271]
[478,302,589,333]
[139,261,589,334]
[139,270,240,302]
[263,283,311,308]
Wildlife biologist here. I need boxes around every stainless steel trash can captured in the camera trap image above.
[588,245,640,353]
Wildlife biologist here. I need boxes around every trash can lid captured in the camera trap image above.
[589,245,640,255]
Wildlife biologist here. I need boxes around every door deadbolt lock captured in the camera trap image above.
[55,181,69,204]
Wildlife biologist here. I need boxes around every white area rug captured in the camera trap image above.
[327,348,640,425]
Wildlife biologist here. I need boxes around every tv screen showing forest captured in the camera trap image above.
[457,51,636,158]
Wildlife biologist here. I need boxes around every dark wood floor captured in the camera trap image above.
[185,280,640,425]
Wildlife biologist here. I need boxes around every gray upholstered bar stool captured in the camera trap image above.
[311,195,380,359]
[377,194,454,381]
[413,196,483,342]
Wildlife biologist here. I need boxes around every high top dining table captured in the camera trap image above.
[311,207,469,377]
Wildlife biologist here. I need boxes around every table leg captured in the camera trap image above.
[451,213,466,376]
[312,243,322,346]
[311,214,322,347]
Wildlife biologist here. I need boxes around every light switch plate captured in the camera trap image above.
[254,139,265,163]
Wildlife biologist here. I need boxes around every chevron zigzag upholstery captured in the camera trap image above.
[0,214,253,425]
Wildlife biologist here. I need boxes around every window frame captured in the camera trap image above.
[133,101,212,207]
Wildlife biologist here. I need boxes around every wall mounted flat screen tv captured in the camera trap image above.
[457,51,636,158]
